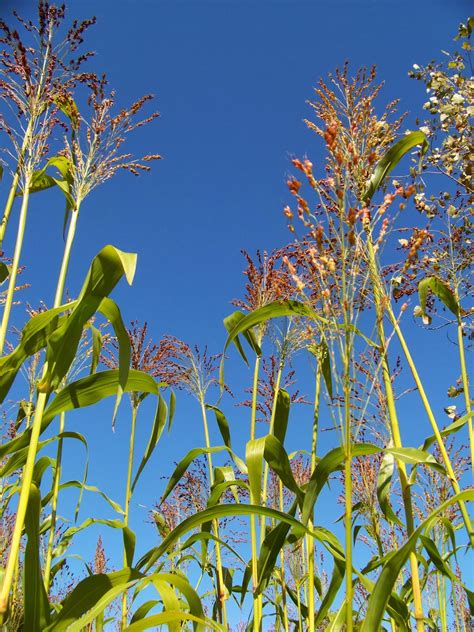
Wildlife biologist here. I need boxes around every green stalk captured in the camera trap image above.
[0,118,35,249]
[0,387,48,617]
[296,581,303,632]
[250,353,262,631]
[457,317,473,475]
[121,399,139,629]
[388,306,474,544]
[199,400,228,629]
[43,410,66,592]
[311,366,321,472]
[260,361,283,530]
[43,205,80,593]
[0,181,31,355]
[278,482,290,632]
[365,232,425,630]
[343,374,353,632]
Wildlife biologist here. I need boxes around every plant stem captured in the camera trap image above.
[0,182,31,355]
[278,482,290,632]
[0,387,48,617]
[365,232,425,630]
[0,118,34,250]
[260,362,283,536]
[121,400,138,629]
[306,364,321,632]
[43,410,65,592]
[388,307,474,544]
[311,366,321,472]
[42,205,80,594]
[457,317,473,475]
[199,400,228,629]
[250,353,262,631]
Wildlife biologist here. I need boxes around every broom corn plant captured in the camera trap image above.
[0,4,471,631]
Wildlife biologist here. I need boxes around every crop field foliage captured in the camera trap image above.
[0,3,472,631]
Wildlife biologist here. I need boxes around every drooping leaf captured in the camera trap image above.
[131,391,168,492]
[123,527,136,567]
[302,443,380,525]
[422,412,474,451]
[361,489,474,631]
[363,131,428,204]
[40,245,137,393]
[137,503,344,573]
[386,447,445,475]
[273,388,290,445]
[206,405,247,473]
[263,435,303,504]
[308,339,333,399]
[0,370,162,461]
[418,276,460,325]
[44,569,142,632]
[0,262,10,284]
[24,483,51,631]
[160,446,233,505]
[377,450,403,527]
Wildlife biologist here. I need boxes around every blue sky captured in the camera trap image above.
[0,0,472,623]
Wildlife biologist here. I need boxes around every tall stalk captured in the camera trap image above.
[43,206,80,592]
[0,181,31,355]
[0,386,48,617]
[365,231,425,630]
[0,119,34,250]
[306,363,321,632]
[388,306,473,544]
[121,399,139,628]
[249,353,262,631]
[199,400,228,628]
[456,315,473,475]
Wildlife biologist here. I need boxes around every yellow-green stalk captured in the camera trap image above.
[250,353,262,631]
[43,205,81,593]
[388,306,474,544]
[199,400,228,629]
[364,230,425,630]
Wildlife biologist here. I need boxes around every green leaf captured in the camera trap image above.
[131,391,168,492]
[386,447,445,474]
[45,569,142,632]
[302,443,381,525]
[0,303,71,403]
[0,262,10,284]
[125,611,223,632]
[123,527,136,568]
[130,600,160,624]
[24,483,51,631]
[263,435,303,504]
[418,276,460,325]
[138,503,344,573]
[308,339,333,399]
[361,489,474,631]
[40,245,137,393]
[206,405,247,473]
[246,437,265,504]
[256,499,298,594]
[223,310,261,364]
[160,446,232,505]
[273,388,290,445]
[377,450,403,527]
[422,412,474,451]
[363,131,428,204]
[221,300,377,387]
[0,370,162,461]
[89,325,102,375]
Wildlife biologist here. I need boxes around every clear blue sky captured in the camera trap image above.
[0,0,471,618]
